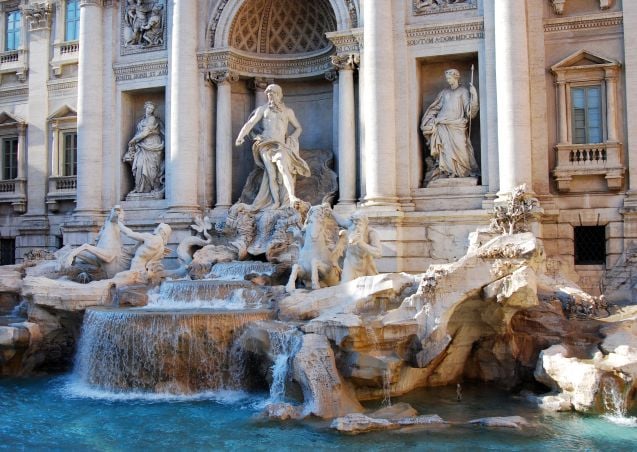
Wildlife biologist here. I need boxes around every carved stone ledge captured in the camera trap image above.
[198,48,335,80]
[544,12,622,33]
[22,2,52,31]
[326,31,360,56]
[405,18,484,47]
[113,60,168,83]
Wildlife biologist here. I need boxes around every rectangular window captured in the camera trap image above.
[574,226,606,266]
[65,0,80,41]
[62,132,77,176]
[5,10,21,51]
[2,137,18,180]
[0,238,15,265]
[571,86,602,144]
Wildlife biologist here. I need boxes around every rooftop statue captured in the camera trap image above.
[420,68,479,185]
[235,84,311,211]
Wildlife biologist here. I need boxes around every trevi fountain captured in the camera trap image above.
[1,84,636,449]
[1,0,637,449]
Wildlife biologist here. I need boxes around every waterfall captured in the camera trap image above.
[209,261,277,280]
[146,280,276,310]
[267,328,302,403]
[601,373,636,426]
[74,308,273,394]
[381,369,392,408]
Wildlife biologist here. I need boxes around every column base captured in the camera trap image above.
[361,195,400,210]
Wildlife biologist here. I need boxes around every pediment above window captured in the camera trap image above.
[551,50,619,73]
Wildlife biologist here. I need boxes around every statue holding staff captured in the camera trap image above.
[420,67,479,183]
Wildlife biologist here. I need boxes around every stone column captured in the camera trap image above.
[332,54,359,207]
[494,0,533,194]
[211,71,238,211]
[252,77,271,109]
[605,67,619,142]
[167,0,200,212]
[622,0,637,216]
[556,77,568,144]
[75,0,103,215]
[362,1,397,207]
[16,123,26,180]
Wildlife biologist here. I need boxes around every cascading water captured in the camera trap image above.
[146,279,279,310]
[74,307,273,394]
[267,328,302,403]
[209,261,277,280]
[601,373,637,426]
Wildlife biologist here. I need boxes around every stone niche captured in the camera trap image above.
[119,88,166,202]
[418,54,481,185]
[230,79,335,202]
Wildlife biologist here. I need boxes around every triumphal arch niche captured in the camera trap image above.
[200,0,361,209]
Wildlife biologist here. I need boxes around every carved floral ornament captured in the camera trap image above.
[550,0,613,15]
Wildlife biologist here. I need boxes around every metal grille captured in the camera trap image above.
[574,226,606,265]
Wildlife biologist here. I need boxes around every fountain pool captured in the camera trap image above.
[1,377,635,450]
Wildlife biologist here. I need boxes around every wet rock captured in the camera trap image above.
[331,413,398,434]
[116,285,149,307]
[468,416,529,428]
[292,333,363,418]
[263,402,304,420]
[0,265,23,294]
[368,402,417,419]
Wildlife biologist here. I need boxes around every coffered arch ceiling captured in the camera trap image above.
[228,0,337,56]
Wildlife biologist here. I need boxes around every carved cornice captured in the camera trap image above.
[21,2,52,31]
[544,12,622,33]
[0,86,28,99]
[331,53,359,71]
[207,70,239,85]
[413,0,477,16]
[47,79,78,97]
[326,31,360,56]
[405,19,484,47]
[80,0,104,6]
[197,48,335,80]
[113,60,168,82]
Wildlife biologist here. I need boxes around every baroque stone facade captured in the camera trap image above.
[0,0,635,294]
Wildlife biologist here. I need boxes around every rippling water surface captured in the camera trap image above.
[1,377,636,451]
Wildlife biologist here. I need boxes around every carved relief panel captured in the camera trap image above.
[413,0,477,16]
[121,0,166,56]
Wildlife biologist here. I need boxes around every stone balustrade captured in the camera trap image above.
[0,178,26,213]
[553,142,624,192]
[51,41,79,76]
[46,175,77,212]
[0,49,27,82]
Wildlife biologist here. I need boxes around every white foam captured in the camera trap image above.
[60,378,265,406]
[603,415,637,427]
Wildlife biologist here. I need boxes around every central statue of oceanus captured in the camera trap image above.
[235,84,311,211]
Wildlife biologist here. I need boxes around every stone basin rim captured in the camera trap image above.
[86,306,275,316]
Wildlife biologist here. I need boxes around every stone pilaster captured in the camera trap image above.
[362,1,398,208]
[332,53,359,208]
[622,1,637,235]
[493,0,533,195]
[75,0,103,215]
[167,0,200,213]
[211,70,239,211]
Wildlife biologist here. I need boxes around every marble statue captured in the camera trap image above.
[118,220,171,275]
[123,101,165,197]
[341,213,382,283]
[420,68,479,184]
[235,84,311,211]
[124,0,165,48]
[57,206,132,279]
[286,203,347,292]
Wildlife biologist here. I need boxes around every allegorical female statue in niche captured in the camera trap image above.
[420,68,479,185]
[123,101,165,197]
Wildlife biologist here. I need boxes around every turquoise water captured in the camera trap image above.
[1,377,636,451]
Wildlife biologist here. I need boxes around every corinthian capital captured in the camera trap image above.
[208,70,239,85]
[331,53,360,71]
[21,2,52,31]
